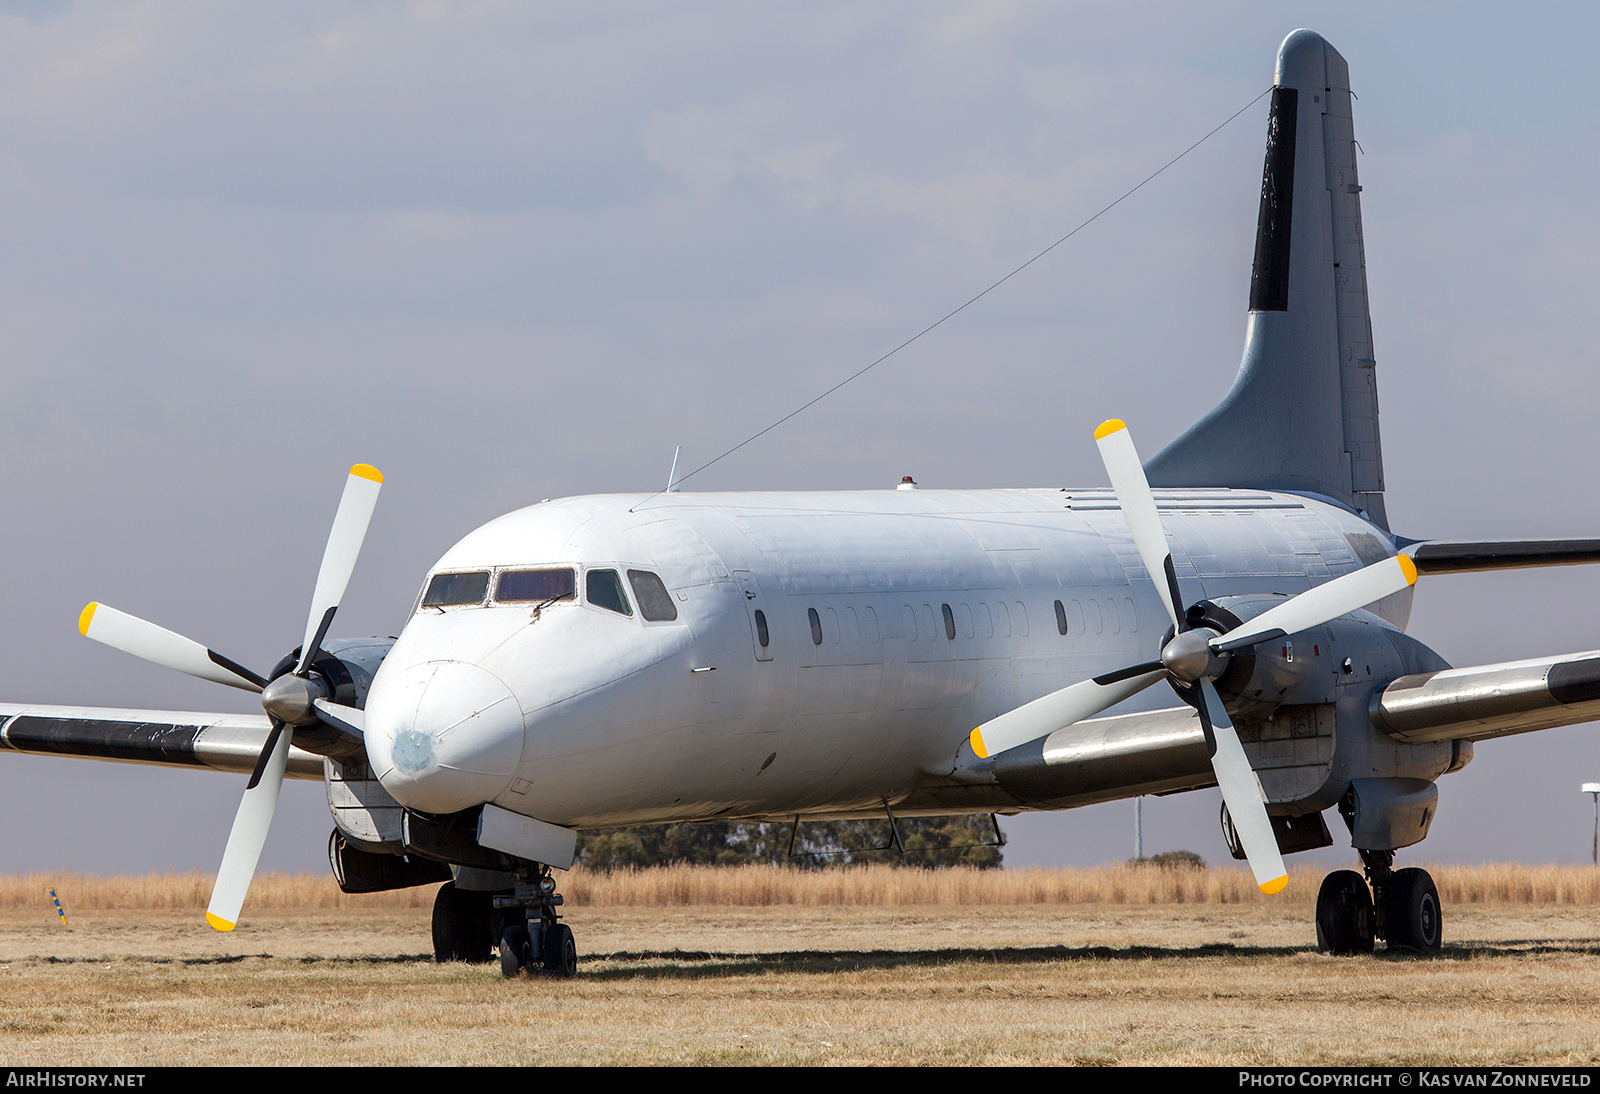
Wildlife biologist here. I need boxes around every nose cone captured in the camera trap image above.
[365,660,525,814]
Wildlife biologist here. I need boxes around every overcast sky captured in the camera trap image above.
[2,2,1598,879]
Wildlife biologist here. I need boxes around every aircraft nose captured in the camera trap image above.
[364,660,524,815]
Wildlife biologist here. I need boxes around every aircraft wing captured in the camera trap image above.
[1369,650,1600,744]
[0,703,324,780]
[951,647,1600,814]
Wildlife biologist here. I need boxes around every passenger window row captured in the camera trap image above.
[1053,597,1139,636]
[793,597,1135,646]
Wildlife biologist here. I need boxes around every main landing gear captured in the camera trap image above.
[432,881,493,963]
[1315,850,1441,955]
[430,866,578,977]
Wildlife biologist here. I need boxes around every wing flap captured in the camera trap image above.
[0,703,324,780]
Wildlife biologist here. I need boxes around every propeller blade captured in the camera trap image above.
[77,602,265,693]
[1095,419,1185,631]
[206,719,293,931]
[969,664,1166,758]
[1210,554,1418,654]
[296,464,383,674]
[1196,679,1286,893]
[311,698,365,739]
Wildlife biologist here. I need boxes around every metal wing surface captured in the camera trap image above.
[0,703,324,780]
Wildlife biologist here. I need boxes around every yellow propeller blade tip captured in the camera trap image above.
[1397,554,1417,585]
[1093,419,1127,440]
[350,463,383,483]
[968,728,989,760]
[205,912,236,933]
[78,603,98,637]
[1258,875,1289,896]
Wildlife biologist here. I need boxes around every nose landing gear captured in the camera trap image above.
[494,867,577,978]
[431,866,578,976]
[1314,850,1441,955]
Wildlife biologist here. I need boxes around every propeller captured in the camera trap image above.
[967,420,1419,894]
[79,463,383,930]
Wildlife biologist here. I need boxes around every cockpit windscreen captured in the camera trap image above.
[496,568,576,603]
[422,570,490,608]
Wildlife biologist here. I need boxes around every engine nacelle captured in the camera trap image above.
[1188,597,1458,826]
[1186,596,1447,719]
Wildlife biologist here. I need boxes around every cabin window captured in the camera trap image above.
[422,571,490,609]
[627,570,678,622]
[1054,599,1068,635]
[586,569,632,616]
[754,609,770,648]
[808,607,823,646]
[495,568,575,604]
[941,603,956,641]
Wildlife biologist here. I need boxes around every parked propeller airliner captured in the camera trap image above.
[5,29,1599,971]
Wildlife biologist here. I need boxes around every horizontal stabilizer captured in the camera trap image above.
[1403,538,1600,575]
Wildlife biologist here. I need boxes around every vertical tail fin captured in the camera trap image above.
[1144,30,1387,529]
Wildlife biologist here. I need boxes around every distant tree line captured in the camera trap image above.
[575,814,1004,870]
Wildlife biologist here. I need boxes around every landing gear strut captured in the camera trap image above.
[1314,850,1441,955]
[493,866,577,978]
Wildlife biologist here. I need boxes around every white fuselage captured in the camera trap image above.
[360,486,1403,828]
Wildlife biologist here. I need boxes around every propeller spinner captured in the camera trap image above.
[79,463,383,930]
[967,420,1418,894]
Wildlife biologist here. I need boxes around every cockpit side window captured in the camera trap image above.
[422,571,490,608]
[496,568,576,604]
[586,569,632,616]
[626,570,678,622]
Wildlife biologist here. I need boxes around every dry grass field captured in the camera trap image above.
[3,865,1600,1066]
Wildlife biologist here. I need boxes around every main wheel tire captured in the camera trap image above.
[542,923,577,978]
[1384,867,1442,953]
[1315,869,1375,955]
[431,882,494,964]
[499,924,531,979]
